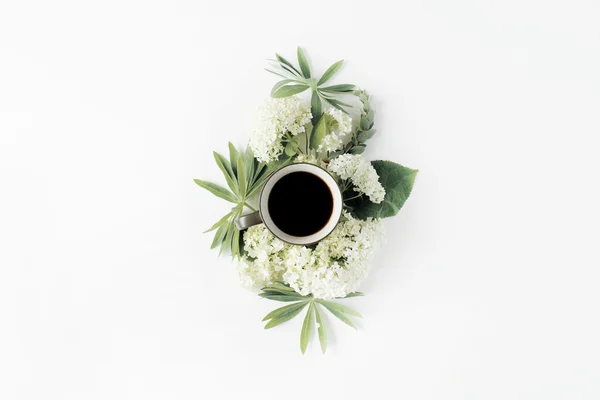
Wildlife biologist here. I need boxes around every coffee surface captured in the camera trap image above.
[268,171,333,237]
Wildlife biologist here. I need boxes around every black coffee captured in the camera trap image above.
[268,171,333,237]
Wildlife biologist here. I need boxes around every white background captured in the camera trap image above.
[1,0,599,399]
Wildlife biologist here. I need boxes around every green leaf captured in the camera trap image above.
[221,221,235,255]
[259,293,308,302]
[213,152,239,195]
[265,68,292,79]
[357,129,376,143]
[348,146,365,154]
[210,222,228,249]
[318,300,363,318]
[227,143,239,177]
[244,146,255,191]
[266,282,297,293]
[271,84,310,98]
[352,160,418,219]
[232,228,240,257]
[236,152,246,198]
[323,97,350,114]
[311,91,322,123]
[360,116,373,131]
[284,141,298,157]
[317,301,357,329]
[247,158,291,197]
[271,79,296,96]
[275,53,302,77]
[263,301,309,329]
[204,211,234,233]
[320,84,356,93]
[297,46,311,78]
[317,60,344,86]
[300,303,315,354]
[194,179,238,203]
[310,115,328,150]
[344,292,365,298]
[314,304,327,353]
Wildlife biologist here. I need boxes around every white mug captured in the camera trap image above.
[235,163,343,245]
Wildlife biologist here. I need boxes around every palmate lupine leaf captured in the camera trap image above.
[194,143,273,258]
[258,282,364,354]
[265,47,357,121]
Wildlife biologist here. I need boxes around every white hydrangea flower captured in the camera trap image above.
[249,97,312,163]
[327,154,386,203]
[236,212,385,299]
[318,108,353,153]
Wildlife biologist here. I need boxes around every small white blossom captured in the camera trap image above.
[328,154,386,203]
[236,212,385,299]
[318,108,353,153]
[250,97,312,163]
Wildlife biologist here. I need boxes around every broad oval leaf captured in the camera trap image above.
[271,84,309,98]
[351,160,418,219]
[285,141,298,157]
[297,46,311,78]
[317,60,344,86]
[194,179,238,203]
[360,116,373,131]
[357,129,376,143]
[348,146,365,154]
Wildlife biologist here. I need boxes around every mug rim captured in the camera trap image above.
[258,162,342,246]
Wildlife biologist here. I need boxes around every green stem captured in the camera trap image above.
[244,202,257,212]
[344,193,363,202]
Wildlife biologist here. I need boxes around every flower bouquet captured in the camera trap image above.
[194,47,417,353]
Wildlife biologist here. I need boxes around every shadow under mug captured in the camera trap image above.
[235,163,343,245]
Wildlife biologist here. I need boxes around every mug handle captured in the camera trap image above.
[235,211,262,230]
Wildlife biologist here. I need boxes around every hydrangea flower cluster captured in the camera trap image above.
[328,154,386,203]
[318,108,353,153]
[236,212,384,299]
[249,97,312,163]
